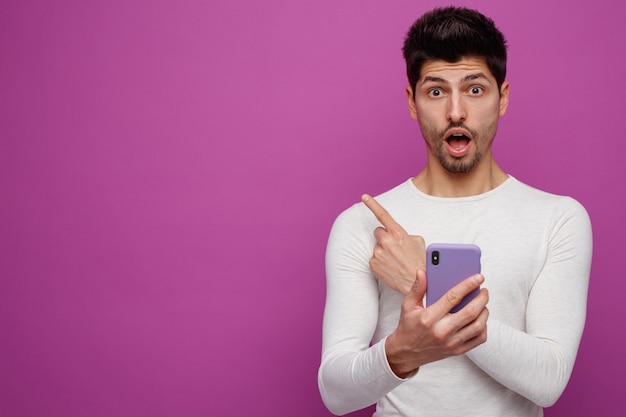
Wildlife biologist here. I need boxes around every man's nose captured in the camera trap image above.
[447,93,467,122]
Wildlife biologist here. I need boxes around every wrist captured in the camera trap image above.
[385,332,419,379]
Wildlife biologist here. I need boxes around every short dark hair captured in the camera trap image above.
[402,7,507,94]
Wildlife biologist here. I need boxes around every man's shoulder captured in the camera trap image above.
[372,178,416,204]
[505,177,589,218]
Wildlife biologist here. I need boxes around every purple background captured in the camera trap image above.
[1,0,624,416]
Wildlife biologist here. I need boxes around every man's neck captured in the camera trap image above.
[412,158,508,198]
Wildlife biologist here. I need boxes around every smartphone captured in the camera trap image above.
[426,243,481,313]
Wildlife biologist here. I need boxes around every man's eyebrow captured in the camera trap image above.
[461,72,490,83]
[421,76,448,84]
[421,72,491,85]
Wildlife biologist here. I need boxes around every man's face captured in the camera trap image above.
[407,57,509,174]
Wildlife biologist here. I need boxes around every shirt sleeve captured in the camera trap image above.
[465,198,592,407]
[317,206,408,415]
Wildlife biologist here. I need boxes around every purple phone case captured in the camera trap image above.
[426,243,481,313]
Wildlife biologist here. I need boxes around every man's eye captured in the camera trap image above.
[469,86,484,95]
[428,88,443,97]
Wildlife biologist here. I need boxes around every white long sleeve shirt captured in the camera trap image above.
[319,177,592,417]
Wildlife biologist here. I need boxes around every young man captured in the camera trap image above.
[318,7,592,417]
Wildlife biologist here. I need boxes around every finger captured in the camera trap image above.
[414,268,427,303]
[372,226,387,242]
[457,303,489,338]
[361,194,405,233]
[456,308,489,351]
[404,269,427,307]
[431,274,485,317]
[463,287,489,315]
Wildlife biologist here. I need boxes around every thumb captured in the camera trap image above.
[406,269,427,307]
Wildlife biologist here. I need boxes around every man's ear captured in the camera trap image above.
[406,85,418,120]
[499,81,510,116]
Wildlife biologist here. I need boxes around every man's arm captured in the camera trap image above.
[318,206,405,415]
[464,199,592,406]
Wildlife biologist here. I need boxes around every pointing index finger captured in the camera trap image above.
[361,194,405,233]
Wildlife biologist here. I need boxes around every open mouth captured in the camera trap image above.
[446,133,471,150]
[444,131,472,157]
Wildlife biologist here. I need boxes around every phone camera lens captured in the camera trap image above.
[432,251,440,266]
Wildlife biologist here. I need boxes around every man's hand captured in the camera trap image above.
[362,194,426,295]
[385,270,489,378]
